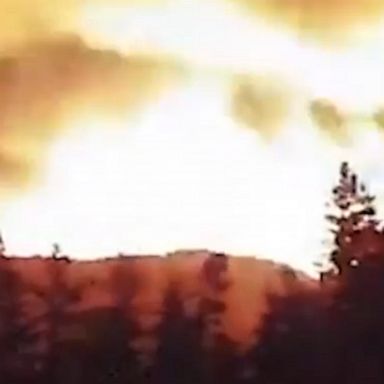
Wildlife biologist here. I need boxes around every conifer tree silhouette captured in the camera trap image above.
[0,258,38,383]
[30,257,84,384]
[244,266,328,384]
[324,161,378,277]
[200,253,239,384]
[322,162,384,383]
[154,282,207,384]
[81,262,140,384]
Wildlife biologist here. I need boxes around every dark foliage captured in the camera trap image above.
[247,289,328,384]
[0,258,39,383]
[78,307,139,384]
[153,283,207,384]
[324,161,378,277]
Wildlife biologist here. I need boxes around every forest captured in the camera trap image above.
[0,161,383,384]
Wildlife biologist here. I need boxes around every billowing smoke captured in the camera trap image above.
[231,75,292,139]
[231,0,384,43]
[0,0,77,52]
[373,107,384,130]
[0,34,181,192]
[0,0,164,52]
[309,99,349,144]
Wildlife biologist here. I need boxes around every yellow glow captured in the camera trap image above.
[1,75,384,278]
[76,0,384,112]
[0,78,325,275]
[2,0,384,278]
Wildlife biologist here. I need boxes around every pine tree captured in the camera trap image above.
[248,288,327,384]
[94,262,140,384]
[0,258,39,382]
[323,161,378,277]
[154,282,207,384]
[200,253,230,348]
[199,253,241,384]
[30,257,84,384]
[324,163,384,384]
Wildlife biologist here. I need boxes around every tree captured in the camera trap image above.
[323,161,378,277]
[199,253,240,384]
[0,258,39,383]
[80,307,139,384]
[322,163,384,383]
[247,288,327,384]
[200,253,230,349]
[45,260,141,384]
[30,257,84,384]
[154,282,207,384]
[87,261,141,384]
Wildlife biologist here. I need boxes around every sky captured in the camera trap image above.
[1,0,384,276]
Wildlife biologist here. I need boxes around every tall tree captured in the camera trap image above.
[87,261,140,384]
[200,253,240,384]
[80,306,139,384]
[323,161,378,277]
[248,288,327,384]
[0,258,38,383]
[154,282,207,384]
[322,162,384,382]
[242,266,328,384]
[31,257,83,384]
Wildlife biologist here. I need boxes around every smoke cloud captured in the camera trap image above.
[309,99,349,144]
[0,34,181,192]
[231,75,292,139]
[231,0,384,42]
[0,0,165,52]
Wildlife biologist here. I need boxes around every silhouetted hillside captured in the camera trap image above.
[0,250,315,384]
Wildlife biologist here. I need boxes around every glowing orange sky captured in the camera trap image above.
[1,0,384,276]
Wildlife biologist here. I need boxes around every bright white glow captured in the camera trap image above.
[77,0,303,74]
[2,75,384,277]
[0,77,328,275]
[2,0,384,278]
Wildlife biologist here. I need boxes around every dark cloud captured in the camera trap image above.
[309,99,348,143]
[231,0,384,43]
[0,34,182,193]
[231,75,292,139]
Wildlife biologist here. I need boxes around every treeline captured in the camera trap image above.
[1,162,384,383]
[0,251,258,384]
